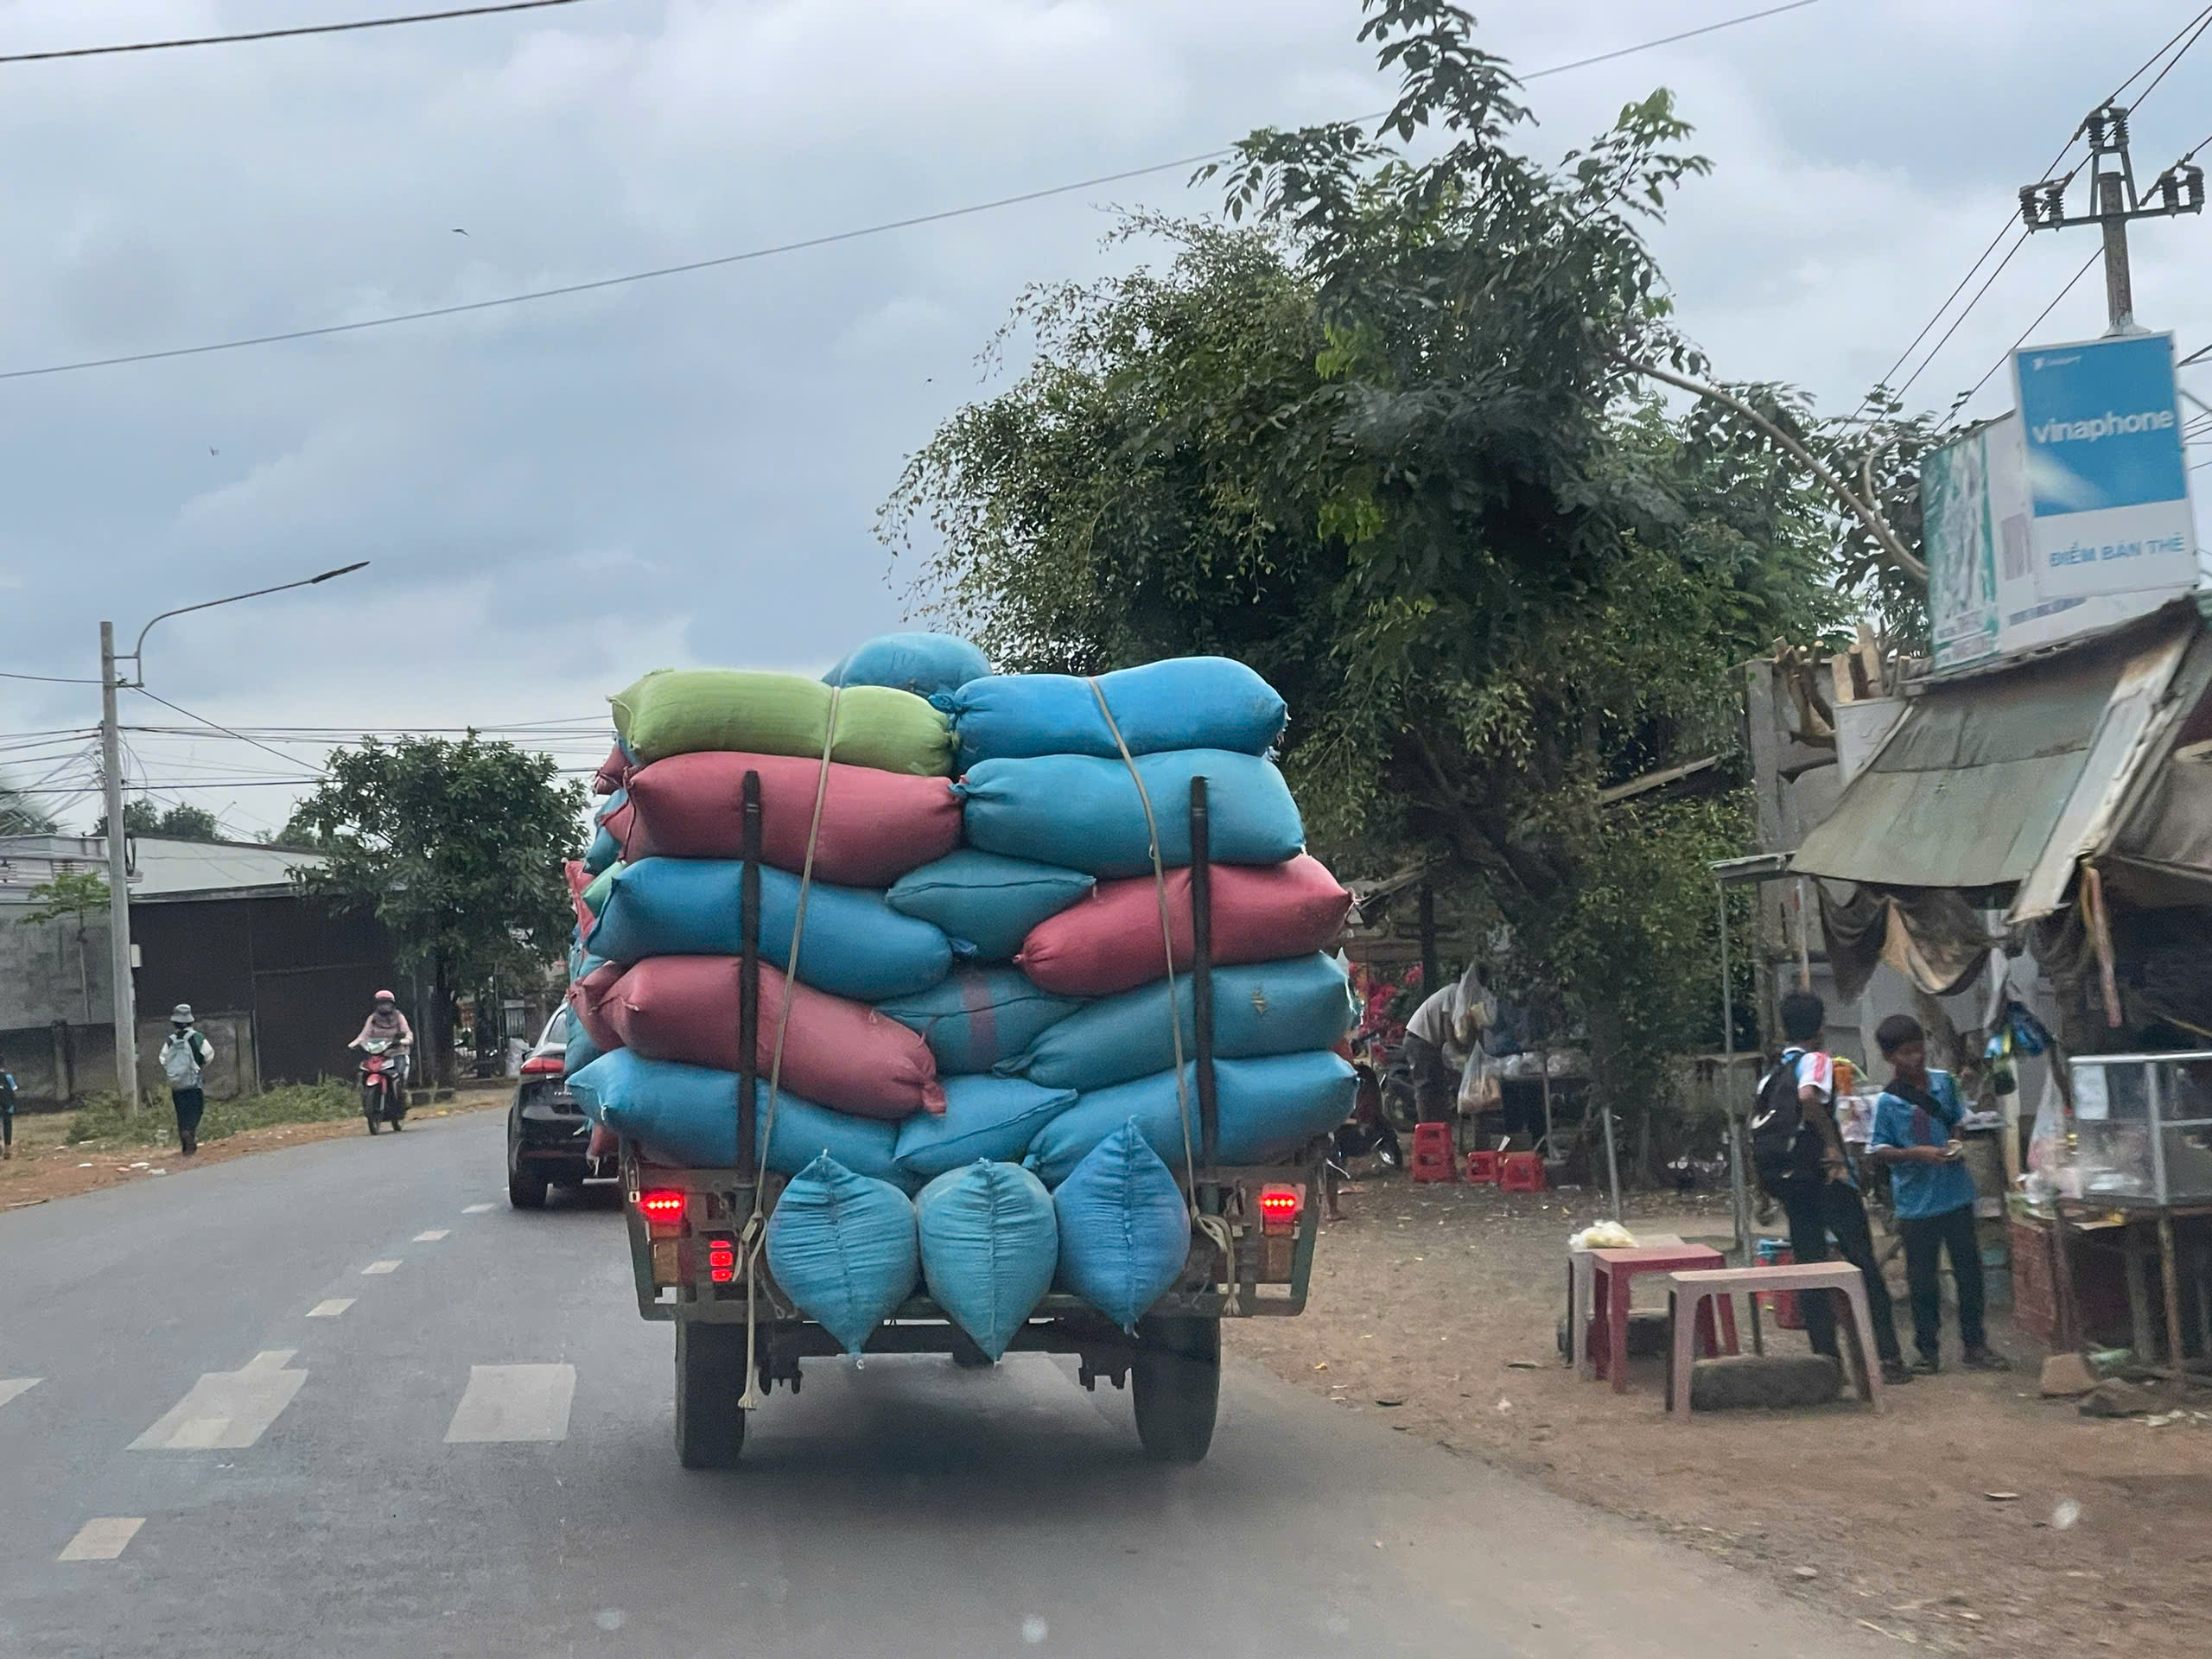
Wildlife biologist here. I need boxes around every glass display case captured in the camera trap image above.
[2063,1051,2212,1206]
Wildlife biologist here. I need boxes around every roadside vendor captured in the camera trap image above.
[1399,963,1491,1123]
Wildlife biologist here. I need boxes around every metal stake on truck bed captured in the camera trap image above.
[1189,774,1221,1182]
[737,770,760,1183]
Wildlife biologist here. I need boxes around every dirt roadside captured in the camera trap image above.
[1,1083,512,1211]
[1230,1176,2212,1657]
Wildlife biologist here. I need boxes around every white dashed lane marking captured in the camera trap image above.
[444,1364,576,1444]
[361,1260,401,1274]
[0,1378,40,1411]
[306,1299,354,1319]
[414,1230,449,1242]
[462,1203,495,1214]
[59,1518,143,1561]
[130,1350,307,1452]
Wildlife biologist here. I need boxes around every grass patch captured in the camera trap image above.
[67,1081,360,1148]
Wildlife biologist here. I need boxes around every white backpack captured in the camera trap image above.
[161,1031,205,1088]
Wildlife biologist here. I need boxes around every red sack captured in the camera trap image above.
[1017,854,1351,998]
[564,859,594,933]
[593,743,627,796]
[567,960,626,1054]
[619,751,961,888]
[575,955,944,1121]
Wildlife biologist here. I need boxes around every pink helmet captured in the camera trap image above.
[373,989,397,1002]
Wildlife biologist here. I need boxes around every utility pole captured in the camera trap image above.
[99,621,139,1111]
[2020,103,2203,334]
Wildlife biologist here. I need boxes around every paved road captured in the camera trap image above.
[1,1110,1886,1659]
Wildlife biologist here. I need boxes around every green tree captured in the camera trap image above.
[19,868,109,1026]
[285,735,588,1084]
[92,800,220,841]
[885,0,1845,1152]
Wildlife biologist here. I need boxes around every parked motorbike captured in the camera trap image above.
[359,1039,410,1135]
[1323,1063,1402,1219]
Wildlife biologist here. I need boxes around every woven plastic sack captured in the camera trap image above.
[1001,953,1353,1093]
[1024,1051,1357,1187]
[579,955,944,1120]
[886,850,1095,961]
[1017,855,1351,998]
[917,1160,1058,1360]
[592,741,629,796]
[892,1075,1078,1182]
[563,1024,605,1077]
[567,1050,911,1188]
[938,657,1287,769]
[1053,1122,1192,1330]
[765,1154,921,1357]
[619,751,961,887]
[584,858,954,1003]
[612,668,953,775]
[959,750,1303,879]
[824,632,991,699]
[876,967,1084,1075]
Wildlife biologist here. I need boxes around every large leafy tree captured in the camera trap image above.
[286,735,587,1084]
[93,800,222,842]
[885,0,1845,1141]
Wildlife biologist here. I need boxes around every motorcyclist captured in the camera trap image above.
[349,990,415,1090]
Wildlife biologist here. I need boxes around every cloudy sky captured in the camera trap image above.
[3,0,2209,837]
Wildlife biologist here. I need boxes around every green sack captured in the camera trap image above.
[611,669,954,776]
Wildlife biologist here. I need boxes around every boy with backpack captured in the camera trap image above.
[1867,1014,2010,1374]
[1751,990,1910,1386]
[159,1004,214,1157]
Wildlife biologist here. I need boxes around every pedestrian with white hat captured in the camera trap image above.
[159,1004,213,1156]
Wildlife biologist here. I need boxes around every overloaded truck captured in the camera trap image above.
[563,639,1356,1467]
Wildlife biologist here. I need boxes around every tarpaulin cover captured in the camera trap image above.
[620,750,962,887]
[875,968,1084,1075]
[577,955,944,1119]
[824,632,992,699]
[885,850,1096,961]
[891,1075,1078,1181]
[1052,1122,1191,1331]
[566,1049,912,1189]
[938,657,1286,769]
[612,668,954,776]
[1017,855,1351,997]
[1024,1051,1357,1187]
[1000,953,1354,1093]
[917,1160,1058,1359]
[959,750,1303,877]
[765,1154,920,1356]
[583,858,955,1002]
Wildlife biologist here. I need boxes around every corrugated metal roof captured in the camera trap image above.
[0,834,321,900]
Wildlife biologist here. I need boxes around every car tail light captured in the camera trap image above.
[519,1054,565,1076]
[1258,1185,1301,1236]
[707,1236,737,1285]
[638,1190,685,1225]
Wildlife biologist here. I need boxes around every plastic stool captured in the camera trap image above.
[1411,1122,1456,1184]
[1754,1237,1804,1330]
[1465,1149,1501,1184]
[1498,1151,1546,1193]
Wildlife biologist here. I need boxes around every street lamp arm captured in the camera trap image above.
[126,561,369,670]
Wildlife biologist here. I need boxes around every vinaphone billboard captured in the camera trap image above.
[1923,331,2203,671]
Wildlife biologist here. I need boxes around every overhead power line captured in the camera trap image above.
[0,0,1826,385]
[1949,250,2101,417]
[0,0,586,66]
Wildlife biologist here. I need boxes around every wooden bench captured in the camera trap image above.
[1665,1262,1889,1418]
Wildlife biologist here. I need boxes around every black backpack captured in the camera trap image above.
[1749,1048,1823,1195]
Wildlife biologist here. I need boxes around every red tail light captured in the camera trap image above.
[638,1190,685,1224]
[520,1054,565,1076]
[707,1236,737,1284]
[1258,1185,1301,1235]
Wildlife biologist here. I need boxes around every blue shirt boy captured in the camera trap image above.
[1870,1069,1975,1220]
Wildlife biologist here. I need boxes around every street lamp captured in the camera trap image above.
[99,561,369,1109]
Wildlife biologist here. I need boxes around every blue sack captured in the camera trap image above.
[893,1075,1078,1182]
[958,750,1303,879]
[563,1023,607,1076]
[1001,954,1352,1093]
[876,967,1084,1075]
[826,631,992,699]
[766,1154,921,1356]
[886,850,1095,961]
[567,1050,911,1188]
[584,858,955,1002]
[917,1161,1058,1360]
[939,658,1287,769]
[1053,1122,1192,1331]
[1024,1051,1356,1187]
[582,822,621,877]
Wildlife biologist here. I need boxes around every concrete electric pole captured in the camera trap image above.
[2019,103,2204,334]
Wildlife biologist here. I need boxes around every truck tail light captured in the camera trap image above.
[637,1190,685,1231]
[706,1236,737,1284]
[1258,1185,1301,1236]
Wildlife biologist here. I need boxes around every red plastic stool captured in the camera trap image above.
[1498,1151,1547,1193]
[1465,1149,1501,1184]
[1410,1122,1456,1184]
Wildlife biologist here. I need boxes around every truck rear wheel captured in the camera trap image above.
[1131,1314,1220,1465]
[674,1321,748,1469]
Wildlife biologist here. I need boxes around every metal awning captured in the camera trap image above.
[1790,604,2211,921]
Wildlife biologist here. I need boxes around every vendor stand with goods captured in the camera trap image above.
[563,635,1359,1465]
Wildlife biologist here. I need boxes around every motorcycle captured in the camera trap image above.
[1323,1062,1403,1219]
[358,1038,410,1135]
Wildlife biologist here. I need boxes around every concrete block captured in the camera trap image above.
[1688,1353,1843,1412]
